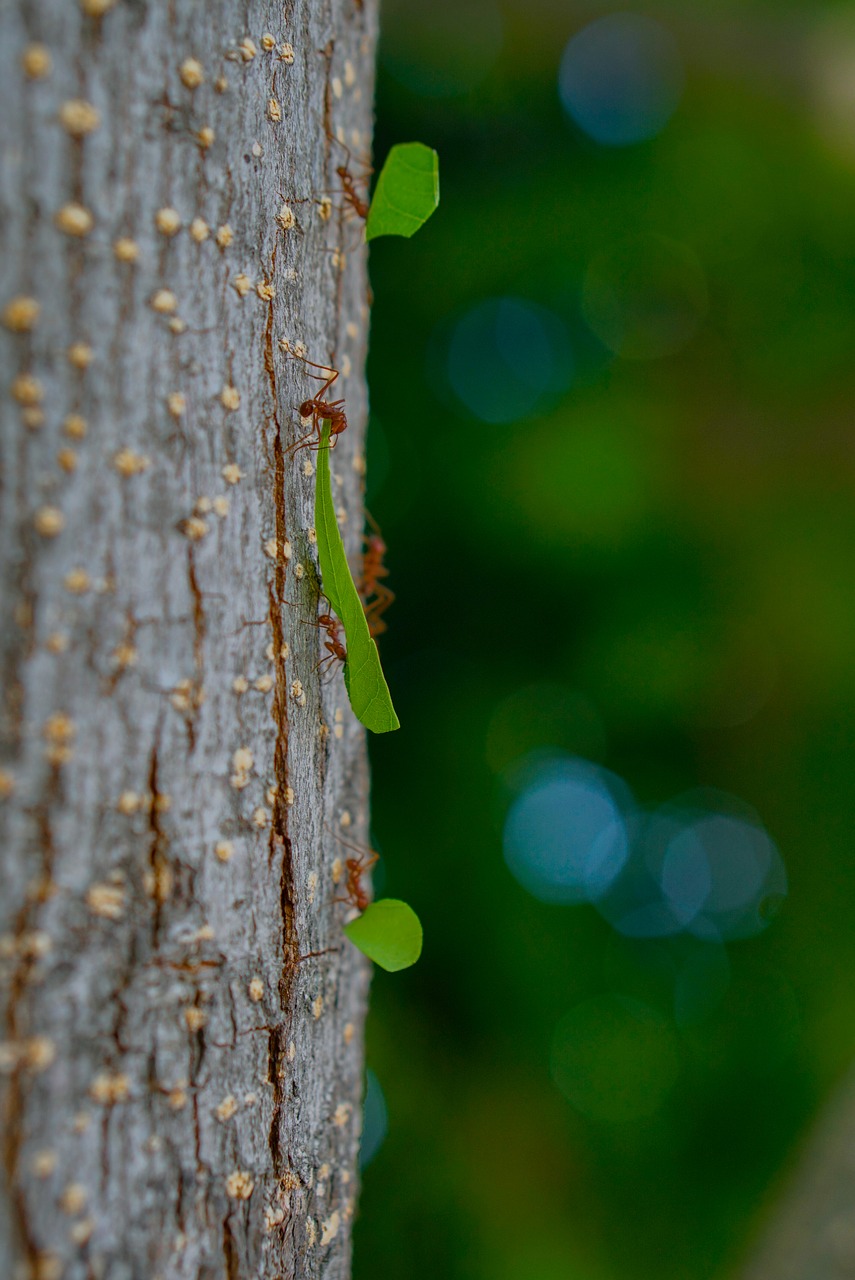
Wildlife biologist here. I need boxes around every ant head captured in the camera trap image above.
[368,534,387,554]
[336,164,348,179]
[298,400,314,417]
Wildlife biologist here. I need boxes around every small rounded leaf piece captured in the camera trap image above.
[344,899,423,972]
[365,143,439,242]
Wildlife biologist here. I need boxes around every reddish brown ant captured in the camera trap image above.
[286,355,348,455]
[303,607,346,676]
[324,128,372,225]
[285,598,347,677]
[327,828,379,912]
[314,611,347,676]
[336,164,369,221]
[359,515,395,638]
[342,851,377,911]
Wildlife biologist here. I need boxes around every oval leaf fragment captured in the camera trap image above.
[315,423,400,733]
[344,899,423,972]
[365,142,440,242]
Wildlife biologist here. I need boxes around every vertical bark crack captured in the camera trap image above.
[146,735,169,945]
[267,1024,288,1175]
[222,1211,240,1280]
[264,244,300,1181]
[185,547,206,751]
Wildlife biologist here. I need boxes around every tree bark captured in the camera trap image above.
[739,1067,855,1280]
[0,1,377,1276]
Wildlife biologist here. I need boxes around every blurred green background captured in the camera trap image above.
[354,4,855,1277]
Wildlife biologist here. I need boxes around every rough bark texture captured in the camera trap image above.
[0,1,377,1276]
[739,1067,855,1280]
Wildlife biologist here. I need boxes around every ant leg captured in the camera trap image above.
[302,371,337,389]
[288,419,326,455]
[326,828,380,866]
[307,366,340,399]
[315,651,344,679]
[296,947,340,963]
[282,346,341,399]
[366,584,395,608]
[288,438,317,456]
[291,354,340,398]
[286,422,321,454]
[364,509,383,537]
[364,587,395,636]
[323,123,375,177]
[310,436,337,454]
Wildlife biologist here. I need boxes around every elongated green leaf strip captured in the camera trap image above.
[365,142,439,242]
[315,424,400,733]
[344,899,423,972]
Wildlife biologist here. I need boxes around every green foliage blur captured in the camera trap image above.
[355,4,855,1277]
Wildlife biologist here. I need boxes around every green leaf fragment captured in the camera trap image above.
[365,142,440,242]
[315,423,400,734]
[344,899,423,972]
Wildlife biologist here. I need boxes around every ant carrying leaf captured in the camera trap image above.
[325,824,379,912]
[359,513,394,638]
[313,422,399,733]
[286,355,349,455]
[325,828,422,973]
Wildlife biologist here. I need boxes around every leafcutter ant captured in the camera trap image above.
[325,128,372,225]
[342,850,377,911]
[286,355,348,455]
[359,514,395,638]
[287,598,347,678]
[336,163,369,221]
[314,610,346,676]
[328,827,379,912]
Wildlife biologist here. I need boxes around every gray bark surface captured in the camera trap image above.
[0,1,378,1276]
[739,1068,855,1280]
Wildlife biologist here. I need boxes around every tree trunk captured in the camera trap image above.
[738,1066,855,1280]
[0,2,377,1276]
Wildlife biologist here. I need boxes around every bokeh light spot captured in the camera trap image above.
[597,793,787,942]
[503,756,631,904]
[597,814,689,939]
[675,813,786,940]
[559,14,684,146]
[446,297,574,424]
[551,995,680,1121]
[582,235,708,360]
[660,828,712,926]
